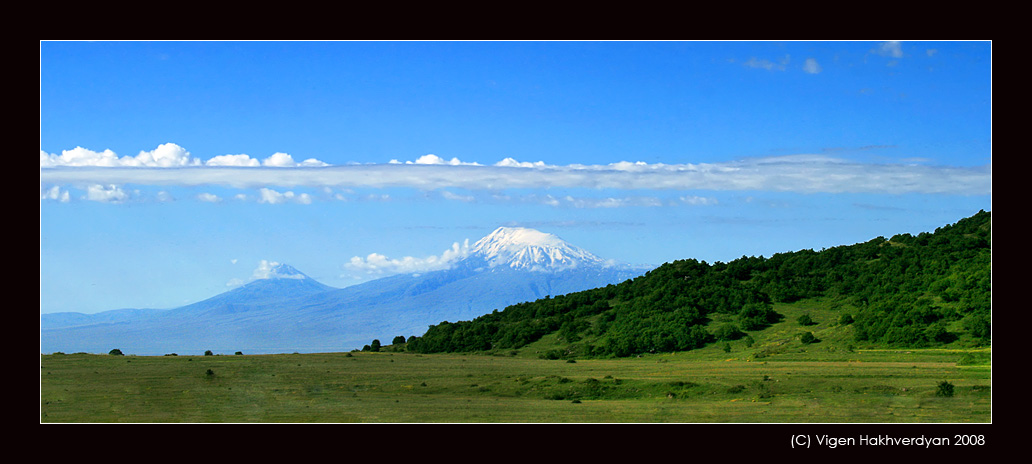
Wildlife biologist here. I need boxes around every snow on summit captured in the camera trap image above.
[470,227,610,271]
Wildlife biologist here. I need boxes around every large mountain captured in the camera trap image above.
[40,228,648,355]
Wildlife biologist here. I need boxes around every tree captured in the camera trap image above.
[800,331,817,344]
[797,314,815,326]
[936,380,955,397]
[204,350,214,356]
[392,335,407,345]
[108,348,123,356]
[370,339,381,352]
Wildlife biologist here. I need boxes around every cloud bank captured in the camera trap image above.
[41,146,991,196]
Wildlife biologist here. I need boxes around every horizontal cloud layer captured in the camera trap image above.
[40,146,991,195]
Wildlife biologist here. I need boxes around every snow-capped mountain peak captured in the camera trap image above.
[468,227,610,271]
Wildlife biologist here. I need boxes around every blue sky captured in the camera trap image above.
[40,40,992,314]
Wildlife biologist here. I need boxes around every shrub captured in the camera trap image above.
[109,349,123,356]
[235,351,243,355]
[713,323,744,341]
[204,350,214,356]
[839,313,854,325]
[800,331,818,344]
[797,314,815,326]
[936,380,955,397]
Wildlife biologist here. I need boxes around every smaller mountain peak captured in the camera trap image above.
[252,261,308,280]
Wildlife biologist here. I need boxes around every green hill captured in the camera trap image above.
[403,210,991,358]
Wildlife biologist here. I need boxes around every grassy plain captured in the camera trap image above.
[40,344,990,423]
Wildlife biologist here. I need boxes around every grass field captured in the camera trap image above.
[40,346,990,423]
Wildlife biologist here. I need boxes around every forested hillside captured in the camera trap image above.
[405,211,991,357]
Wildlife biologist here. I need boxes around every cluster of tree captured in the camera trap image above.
[403,210,991,357]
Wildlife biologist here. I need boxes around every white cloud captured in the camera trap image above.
[743,55,790,71]
[85,184,129,202]
[413,154,480,166]
[495,157,546,168]
[40,185,70,202]
[262,152,298,167]
[197,192,222,202]
[206,154,261,167]
[299,158,330,167]
[41,144,327,169]
[343,240,470,278]
[679,195,718,205]
[803,58,822,74]
[40,143,201,168]
[441,191,475,202]
[389,154,481,166]
[875,41,903,58]
[257,188,313,204]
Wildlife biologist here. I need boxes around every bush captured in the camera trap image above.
[204,350,214,356]
[800,331,818,344]
[839,313,854,325]
[936,380,955,397]
[797,314,815,326]
[713,323,744,341]
[108,349,124,356]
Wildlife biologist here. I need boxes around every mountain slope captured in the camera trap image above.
[40,228,647,355]
[408,210,992,357]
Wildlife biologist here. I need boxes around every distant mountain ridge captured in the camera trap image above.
[40,227,649,355]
